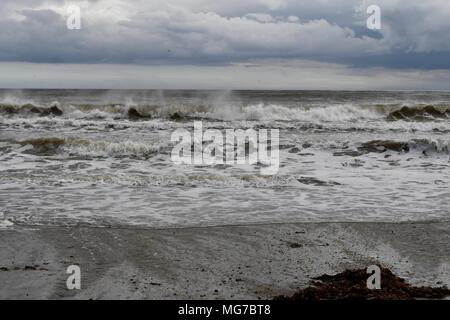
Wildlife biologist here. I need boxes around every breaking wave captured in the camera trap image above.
[15,137,172,158]
[387,105,450,121]
[329,138,450,156]
[408,138,450,154]
[0,101,384,121]
[12,135,450,161]
[2,100,450,124]
[371,138,450,155]
[62,139,171,158]
[289,137,450,157]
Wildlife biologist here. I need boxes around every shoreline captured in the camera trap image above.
[0,221,449,299]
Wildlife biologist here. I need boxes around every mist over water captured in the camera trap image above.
[1,89,450,228]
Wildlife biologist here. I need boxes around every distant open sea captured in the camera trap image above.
[1,89,450,228]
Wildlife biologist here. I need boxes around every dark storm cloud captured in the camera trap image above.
[0,0,449,69]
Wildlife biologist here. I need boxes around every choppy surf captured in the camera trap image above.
[1,90,449,228]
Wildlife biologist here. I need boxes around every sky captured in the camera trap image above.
[0,0,450,90]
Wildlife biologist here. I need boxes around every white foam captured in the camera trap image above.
[0,220,14,229]
[62,139,171,157]
[0,212,14,229]
[237,103,384,121]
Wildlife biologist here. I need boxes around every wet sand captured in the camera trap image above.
[0,222,449,300]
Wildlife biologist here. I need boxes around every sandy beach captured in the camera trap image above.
[0,221,448,300]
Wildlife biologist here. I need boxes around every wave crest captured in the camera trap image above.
[16,137,171,158]
[387,105,450,121]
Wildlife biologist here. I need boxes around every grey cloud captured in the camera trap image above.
[0,3,383,64]
[0,0,449,69]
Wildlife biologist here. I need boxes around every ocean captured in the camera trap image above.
[1,89,449,228]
